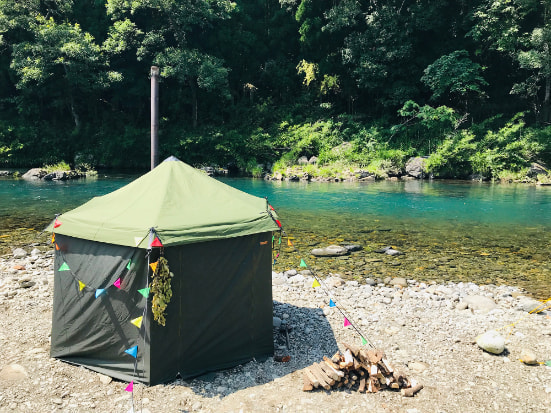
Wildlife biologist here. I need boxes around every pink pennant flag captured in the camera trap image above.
[344,317,351,327]
[125,381,133,392]
[113,278,121,289]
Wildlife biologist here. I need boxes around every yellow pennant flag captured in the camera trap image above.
[312,279,321,288]
[131,316,143,329]
[287,239,293,247]
[78,281,85,291]
[149,261,158,273]
[51,233,55,244]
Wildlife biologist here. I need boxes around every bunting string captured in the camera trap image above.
[270,217,375,349]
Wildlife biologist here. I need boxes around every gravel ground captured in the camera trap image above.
[1,248,551,413]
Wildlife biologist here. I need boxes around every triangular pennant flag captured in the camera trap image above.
[361,336,368,346]
[545,360,551,367]
[329,299,336,308]
[138,287,150,298]
[78,281,85,291]
[51,233,55,244]
[344,317,351,327]
[124,345,138,358]
[278,237,281,245]
[271,235,275,242]
[134,237,142,247]
[53,219,62,228]
[149,261,158,273]
[95,288,106,298]
[150,237,163,247]
[300,259,308,268]
[113,278,121,289]
[125,381,133,392]
[131,316,143,329]
[126,259,132,270]
[58,262,70,271]
[55,243,60,250]
[312,279,321,288]
[287,239,293,246]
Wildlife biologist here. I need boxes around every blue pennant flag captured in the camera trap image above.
[95,288,106,298]
[124,345,138,358]
[329,299,336,308]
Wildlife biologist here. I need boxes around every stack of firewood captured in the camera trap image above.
[302,343,423,397]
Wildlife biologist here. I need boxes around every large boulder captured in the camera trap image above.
[527,162,548,178]
[22,168,47,180]
[405,157,428,179]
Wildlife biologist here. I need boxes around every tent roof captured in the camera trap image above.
[50,157,280,247]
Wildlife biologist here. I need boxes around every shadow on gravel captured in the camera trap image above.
[173,300,338,399]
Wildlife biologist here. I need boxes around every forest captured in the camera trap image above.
[0,0,550,180]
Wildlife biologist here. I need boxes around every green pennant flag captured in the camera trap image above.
[278,237,282,245]
[272,235,275,242]
[361,336,368,346]
[58,262,70,271]
[126,259,132,270]
[138,287,150,298]
[299,259,308,268]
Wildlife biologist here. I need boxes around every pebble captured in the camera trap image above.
[520,349,538,365]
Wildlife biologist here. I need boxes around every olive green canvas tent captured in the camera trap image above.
[49,156,281,385]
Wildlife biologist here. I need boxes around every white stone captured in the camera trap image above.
[463,295,497,312]
[476,330,506,355]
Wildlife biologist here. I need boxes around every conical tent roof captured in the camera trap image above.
[50,157,280,247]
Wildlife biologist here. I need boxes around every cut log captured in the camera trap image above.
[318,362,340,382]
[358,377,366,393]
[341,349,354,368]
[343,342,361,358]
[303,375,313,392]
[331,352,341,363]
[309,364,333,389]
[401,384,423,397]
[366,349,384,364]
[381,357,394,374]
[304,368,320,388]
[370,364,378,376]
[323,357,344,376]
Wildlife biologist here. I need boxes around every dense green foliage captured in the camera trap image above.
[0,0,550,179]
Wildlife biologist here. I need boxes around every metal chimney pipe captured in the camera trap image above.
[150,66,160,170]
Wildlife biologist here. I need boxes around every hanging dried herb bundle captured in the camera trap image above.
[150,256,173,326]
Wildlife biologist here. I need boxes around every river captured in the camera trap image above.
[1,175,550,298]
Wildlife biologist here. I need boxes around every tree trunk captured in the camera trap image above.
[542,75,551,124]
[189,78,198,128]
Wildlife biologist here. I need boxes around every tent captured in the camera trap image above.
[48,156,281,385]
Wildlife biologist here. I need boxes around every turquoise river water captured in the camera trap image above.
[1,175,550,298]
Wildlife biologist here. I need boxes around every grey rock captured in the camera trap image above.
[374,246,392,253]
[297,156,309,165]
[405,157,427,178]
[390,277,408,287]
[273,317,282,329]
[22,168,47,180]
[19,280,36,288]
[385,248,403,256]
[408,361,429,374]
[343,244,362,252]
[311,245,349,257]
[308,156,318,165]
[284,269,297,277]
[98,374,113,385]
[476,330,506,355]
[325,276,344,288]
[12,248,27,259]
[517,296,541,313]
[462,295,497,312]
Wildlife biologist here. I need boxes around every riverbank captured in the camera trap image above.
[1,247,550,412]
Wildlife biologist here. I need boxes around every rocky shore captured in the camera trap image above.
[1,246,551,412]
